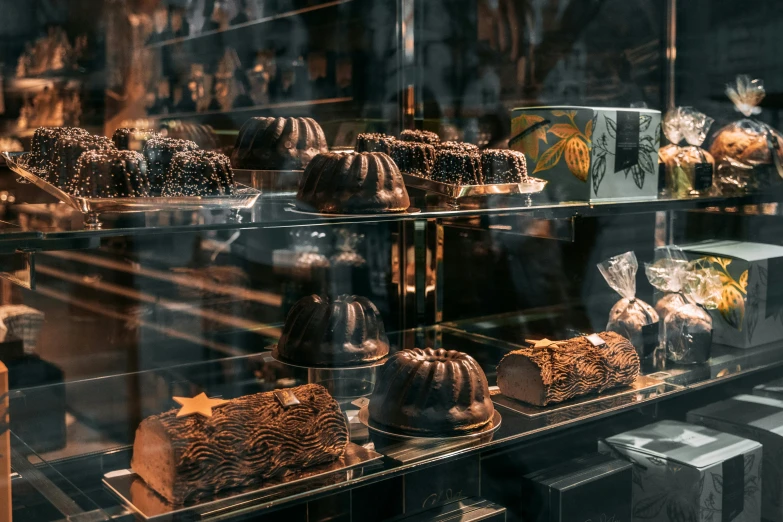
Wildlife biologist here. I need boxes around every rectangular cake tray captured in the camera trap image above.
[233,168,302,196]
[103,442,382,521]
[3,152,261,215]
[402,173,547,200]
[492,375,678,419]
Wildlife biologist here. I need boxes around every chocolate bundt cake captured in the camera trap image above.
[400,129,440,144]
[356,133,395,154]
[297,152,410,213]
[432,148,483,184]
[142,137,198,194]
[231,116,328,170]
[28,127,88,174]
[72,150,151,197]
[277,294,390,366]
[162,150,235,196]
[389,141,435,177]
[112,128,159,151]
[369,348,495,436]
[49,134,115,189]
[481,149,528,184]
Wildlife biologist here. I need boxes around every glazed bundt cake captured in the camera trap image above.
[297,152,410,213]
[432,148,483,184]
[369,348,495,436]
[143,137,198,194]
[481,149,528,184]
[400,129,440,145]
[71,150,151,197]
[112,128,159,151]
[28,127,88,174]
[49,134,115,189]
[162,150,235,196]
[356,133,395,155]
[231,116,328,170]
[277,294,390,366]
[389,141,435,178]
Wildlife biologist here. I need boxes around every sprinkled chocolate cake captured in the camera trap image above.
[432,148,483,184]
[143,137,198,195]
[356,133,395,154]
[162,150,235,196]
[72,150,151,197]
[400,129,440,145]
[28,127,88,176]
[481,149,528,184]
[49,134,115,189]
[112,128,159,151]
[389,141,435,178]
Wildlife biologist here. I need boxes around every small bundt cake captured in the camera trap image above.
[143,137,198,194]
[356,133,395,154]
[277,294,390,366]
[49,134,115,189]
[436,141,479,153]
[71,150,151,197]
[231,116,328,170]
[112,128,159,151]
[28,127,88,175]
[369,348,495,436]
[297,152,410,213]
[481,149,528,184]
[432,148,483,184]
[162,150,235,196]
[400,129,440,145]
[390,141,435,177]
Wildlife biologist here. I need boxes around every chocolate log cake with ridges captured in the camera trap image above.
[131,383,348,504]
[496,332,640,407]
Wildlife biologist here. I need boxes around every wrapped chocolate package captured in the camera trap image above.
[710,76,783,193]
[665,265,721,365]
[645,246,690,318]
[598,251,659,358]
[660,107,715,197]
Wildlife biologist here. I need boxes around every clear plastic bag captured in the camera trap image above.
[598,251,659,358]
[660,107,715,197]
[709,76,783,193]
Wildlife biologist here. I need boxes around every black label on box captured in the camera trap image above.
[658,161,667,193]
[559,465,633,522]
[766,258,783,320]
[693,162,714,191]
[641,321,659,358]
[722,455,745,522]
[615,111,640,172]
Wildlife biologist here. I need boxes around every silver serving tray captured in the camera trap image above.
[3,151,261,218]
[103,442,382,521]
[402,172,547,199]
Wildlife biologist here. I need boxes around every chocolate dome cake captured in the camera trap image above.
[277,294,390,366]
[72,150,151,197]
[432,148,483,184]
[369,348,495,436]
[389,141,435,177]
[297,152,410,213]
[356,133,395,154]
[49,134,115,189]
[28,127,88,174]
[112,128,159,151]
[162,150,235,196]
[400,129,440,145]
[481,149,528,184]
[231,116,328,170]
[142,137,198,194]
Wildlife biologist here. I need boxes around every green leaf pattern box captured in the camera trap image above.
[599,420,761,522]
[510,107,661,202]
[689,394,783,522]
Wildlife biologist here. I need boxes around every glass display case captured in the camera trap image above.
[2,1,783,521]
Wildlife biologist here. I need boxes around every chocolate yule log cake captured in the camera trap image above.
[131,384,348,504]
[496,332,640,407]
[369,348,495,436]
[277,294,390,366]
[231,116,328,170]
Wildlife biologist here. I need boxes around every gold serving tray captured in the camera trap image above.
[3,152,261,226]
[402,172,547,200]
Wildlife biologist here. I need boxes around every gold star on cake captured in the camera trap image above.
[526,338,564,349]
[173,393,228,418]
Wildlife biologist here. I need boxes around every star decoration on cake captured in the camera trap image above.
[526,338,564,349]
[173,393,228,418]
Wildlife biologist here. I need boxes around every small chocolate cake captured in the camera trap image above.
[481,149,528,184]
[436,141,479,153]
[231,116,328,170]
[112,128,159,151]
[389,141,435,177]
[297,152,410,213]
[28,127,88,175]
[369,348,495,436]
[162,150,235,196]
[49,134,115,189]
[277,294,390,366]
[72,150,151,197]
[400,129,440,145]
[356,133,395,154]
[432,148,483,184]
[142,137,198,195]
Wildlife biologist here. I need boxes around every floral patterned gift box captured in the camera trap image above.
[689,394,783,522]
[681,241,783,349]
[510,107,661,202]
[599,420,761,522]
